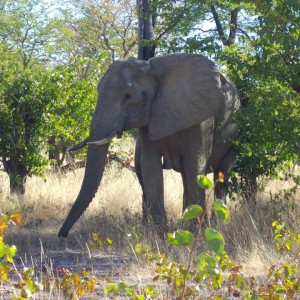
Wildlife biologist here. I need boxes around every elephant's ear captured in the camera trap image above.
[148,54,229,141]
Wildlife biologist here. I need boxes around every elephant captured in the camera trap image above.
[58,54,240,238]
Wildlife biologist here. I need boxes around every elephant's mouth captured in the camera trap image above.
[87,115,126,146]
[116,130,123,138]
[87,131,117,146]
[87,128,124,146]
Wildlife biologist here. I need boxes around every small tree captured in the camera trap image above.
[58,0,137,62]
[46,62,100,168]
[0,0,62,194]
[0,69,57,194]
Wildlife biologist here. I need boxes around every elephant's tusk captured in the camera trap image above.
[87,132,117,146]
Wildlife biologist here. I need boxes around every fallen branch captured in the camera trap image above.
[107,150,135,173]
[59,140,136,174]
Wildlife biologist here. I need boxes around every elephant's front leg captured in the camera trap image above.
[140,143,166,224]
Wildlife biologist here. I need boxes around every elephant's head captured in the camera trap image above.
[58,54,238,237]
[87,59,158,146]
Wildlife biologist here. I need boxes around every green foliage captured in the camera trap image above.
[204,228,225,256]
[153,0,300,198]
[46,62,101,157]
[0,0,115,192]
[99,175,300,299]
[197,174,214,190]
[57,0,137,62]
[224,46,300,196]
[181,204,203,221]
[0,0,58,69]
[57,268,96,299]
[213,200,230,224]
[90,232,113,248]
[166,230,194,246]
[0,212,21,281]
[0,69,56,177]
[216,1,299,196]
[13,267,43,299]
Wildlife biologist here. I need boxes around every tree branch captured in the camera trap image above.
[210,5,227,46]
[211,5,239,46]
[228,8,239,45]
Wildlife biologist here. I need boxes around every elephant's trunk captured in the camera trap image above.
[58,143,109,237]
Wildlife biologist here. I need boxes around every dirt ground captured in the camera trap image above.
[2,224,144,299]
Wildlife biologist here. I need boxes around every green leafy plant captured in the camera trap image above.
[102,173,234,299]
[102,174,300,299]
[0,212,21,282]
[56,268,96,299]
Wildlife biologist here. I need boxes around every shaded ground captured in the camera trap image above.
[1,225,142,299]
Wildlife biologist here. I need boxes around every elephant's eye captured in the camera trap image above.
[123,93,132,105]
[124,93,131,100]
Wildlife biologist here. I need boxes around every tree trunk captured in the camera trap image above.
[136,0,156,60]
[6,160,27,195]
[48,136,66,168]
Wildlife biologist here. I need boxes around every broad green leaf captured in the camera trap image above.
[105,238,113,245]
[72,272,80,283]
[197,175,214,189]
[166,230,194,246]
[212,273,223,290]
[213,200,230,224]
[117,282,127,290]
[104,284,118,293]
[104,282,126,293]
[132,295,145,300]
[236,274,247,290]
[196,252,219,275]
[132,226,141,240]
[144,285,158,295]
[0,264,13,281]
[181,205,203,221]
[294,233,300,244]
[204,228,225,255]
[125,284,138,296]
[135,243,141,254]
[0,244,7,257]
[28,280,40,293]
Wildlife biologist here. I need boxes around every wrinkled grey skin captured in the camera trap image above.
[58,54,240,237]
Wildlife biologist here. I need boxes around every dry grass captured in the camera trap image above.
[0,158,184,236]
[1,157,300,298]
